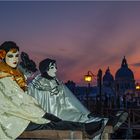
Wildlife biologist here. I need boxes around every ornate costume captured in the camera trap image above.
[28,74,95,122]
[28,74,110,139]
[0,62,49,139]
[0,62,27,90]
[0,41,111,140]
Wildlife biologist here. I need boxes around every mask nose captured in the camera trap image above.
[14,56,17,61]
[55,67,57,72]
[14,56,19,63]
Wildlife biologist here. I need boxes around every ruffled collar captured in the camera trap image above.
[0,61,26,91]
[31,74,61,91]
[0,62,23,77]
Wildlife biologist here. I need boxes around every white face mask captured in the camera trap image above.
[5,51,19,68]
[47,63,57,77]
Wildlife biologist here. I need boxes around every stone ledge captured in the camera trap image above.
[18,126,113,140]
[18,130,83,140]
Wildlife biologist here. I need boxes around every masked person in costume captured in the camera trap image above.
[28,58,93,122]
[0,41,109,139]
[28,58,129,139]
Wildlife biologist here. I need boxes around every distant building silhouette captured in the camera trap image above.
[115,56,135,97]
[66,56,137,109]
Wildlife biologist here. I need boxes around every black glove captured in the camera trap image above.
[43,113,62,122]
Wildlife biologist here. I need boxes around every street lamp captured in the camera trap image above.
[84,71,96,82]
[84,71,96,109]
[135,83,140,98]
[136,83,140,90]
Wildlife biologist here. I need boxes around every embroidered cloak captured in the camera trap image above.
[0,62,50,139]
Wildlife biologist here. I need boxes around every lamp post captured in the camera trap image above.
[97,69,103,114]
[84,71,96,109]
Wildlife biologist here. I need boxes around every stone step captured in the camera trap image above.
[18,130,83,140]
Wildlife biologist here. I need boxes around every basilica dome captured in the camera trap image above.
[115,57,134,80]
[103,67,114,82]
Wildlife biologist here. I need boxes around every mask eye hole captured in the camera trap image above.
[7,54,13,58]
[15,54,19,57]
[50,66,54,69]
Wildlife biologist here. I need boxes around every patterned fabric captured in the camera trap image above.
[0,77,49,139]
[28,74,91,122]
[0,62,26,90]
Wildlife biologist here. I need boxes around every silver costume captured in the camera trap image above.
[28,74,108,123]
[28,74,92,122]
[28,74,109,139]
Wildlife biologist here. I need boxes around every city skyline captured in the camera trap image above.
[0,1,140,85]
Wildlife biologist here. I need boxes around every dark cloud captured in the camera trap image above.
[132,63,140,67]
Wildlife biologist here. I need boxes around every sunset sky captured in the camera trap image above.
[0,1,140,86]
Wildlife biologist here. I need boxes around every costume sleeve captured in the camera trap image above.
[0,77,50,124]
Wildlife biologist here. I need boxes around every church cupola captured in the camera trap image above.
[103,67,114,87]
[115,56,135,96]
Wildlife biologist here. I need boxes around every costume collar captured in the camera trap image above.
[0,61,23,78]
[41,72,55,80]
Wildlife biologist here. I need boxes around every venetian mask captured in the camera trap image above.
[47,63,57,77]
[5,51,19,68]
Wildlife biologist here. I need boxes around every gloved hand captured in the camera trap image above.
[43,113,62,122]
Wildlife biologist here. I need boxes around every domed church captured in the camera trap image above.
[102,67,116,97]
[103,67,114,88]
[115,56,135,96]
[101,57,135,97]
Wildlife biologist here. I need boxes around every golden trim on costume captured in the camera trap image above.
[0,62,27,91]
